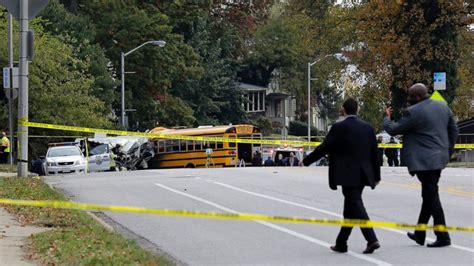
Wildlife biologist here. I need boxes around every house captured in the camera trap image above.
[240,69,328,133]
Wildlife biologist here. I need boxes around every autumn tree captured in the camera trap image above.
[355,0,471,118]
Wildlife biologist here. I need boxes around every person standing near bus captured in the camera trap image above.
[205,144,214,168]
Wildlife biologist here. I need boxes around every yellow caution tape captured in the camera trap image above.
[22,120,322,146]
[0,198,472,232]
[20,120,474,149]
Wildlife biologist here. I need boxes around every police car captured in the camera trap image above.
[45,143,87,175]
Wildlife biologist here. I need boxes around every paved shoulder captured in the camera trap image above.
[0,207,48,266]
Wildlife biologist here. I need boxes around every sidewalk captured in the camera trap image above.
[0,173,47,266]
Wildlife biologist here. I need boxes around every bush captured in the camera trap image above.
[289,121,319,137]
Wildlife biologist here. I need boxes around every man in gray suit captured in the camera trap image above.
[384,83,458,248]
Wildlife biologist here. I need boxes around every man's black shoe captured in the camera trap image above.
[407,232,425,246]
[330,245,348,253]
[427,240,451,248]
[363,241,380,254]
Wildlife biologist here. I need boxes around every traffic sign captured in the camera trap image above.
[3,67,10,89]
[434,72,446,90]
[0,0,49,20]
[4,88,18,99]
[430,91,447,104]
[11,67,19,88]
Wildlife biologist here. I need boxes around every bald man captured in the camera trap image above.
[384,83,458,248]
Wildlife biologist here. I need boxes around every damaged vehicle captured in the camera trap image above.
[86,136,155,171]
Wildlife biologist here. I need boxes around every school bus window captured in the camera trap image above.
[195,141,202,150]
[172,140,180,152]
[158,140,165,153]
[229,135,236,148]
[217,142,223,149]
[165,140,173,153]
[210,142,216,149]
[180,141,187,152]
[187,141,194,151]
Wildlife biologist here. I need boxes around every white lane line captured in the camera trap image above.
[154,182,391,266]
[212,181,474,254]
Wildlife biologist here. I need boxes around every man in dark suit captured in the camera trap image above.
[384,83,458,248]
[301,98,381,254]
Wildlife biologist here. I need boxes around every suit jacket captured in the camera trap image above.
[383,99,458,172]
[303,116,381,190]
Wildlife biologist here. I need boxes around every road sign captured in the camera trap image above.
[0,0,49,20]
[430,91,447,104]
[11,67,19,88]
[3,67,10,89]
[434,72,446,91]
[4,88,18,99]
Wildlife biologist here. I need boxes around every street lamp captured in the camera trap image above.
[121,40,166,128]
[307,53,342,142]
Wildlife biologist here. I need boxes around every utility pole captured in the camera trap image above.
[18,0,29,176]
[7,13,14,165]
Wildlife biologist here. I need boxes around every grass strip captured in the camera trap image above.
[447,162,474,168]
[0,176,174,265]
[0,164,17,173]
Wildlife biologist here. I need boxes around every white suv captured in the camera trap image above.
[45,145,87,175]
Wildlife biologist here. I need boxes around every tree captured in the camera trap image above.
[0,10,111,157]
[452,26,474,120]
[77,0,202,130]
[355,0,471,118]
[39,0,118,110]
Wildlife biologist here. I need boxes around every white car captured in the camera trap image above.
[45,145,87,175]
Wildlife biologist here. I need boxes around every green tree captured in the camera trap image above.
[0,10,111,156]
[39,0,118,110]
[77,0,202,130]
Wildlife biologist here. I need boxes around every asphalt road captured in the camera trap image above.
[45,167,474,265]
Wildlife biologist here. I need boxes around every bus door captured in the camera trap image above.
[237,135,252,163]
[251,133,262,155]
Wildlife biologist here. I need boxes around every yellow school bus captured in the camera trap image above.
[148,124,262,168]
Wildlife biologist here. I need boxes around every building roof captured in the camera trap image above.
[239,83,267,91]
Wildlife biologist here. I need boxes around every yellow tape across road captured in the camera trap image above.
[0,198,472,233]
[22,120,474,149]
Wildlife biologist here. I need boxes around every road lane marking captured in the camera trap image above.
[382,181,474,198]
[211,181,474,253]
[154,183,392,266]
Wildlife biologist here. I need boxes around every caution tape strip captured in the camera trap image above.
[20,120,474,149]
[0,198,472,232]
[22,120,322,146]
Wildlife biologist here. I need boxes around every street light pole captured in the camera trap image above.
[120,40,166,129]
[7,13,14,165]
[307,62,311,143]
[307,53,342,143]
[120,52,125,127]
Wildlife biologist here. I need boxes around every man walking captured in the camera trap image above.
[301,98,381,254]
[384,83,458,248]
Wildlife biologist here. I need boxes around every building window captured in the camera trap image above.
[243,90,265,113]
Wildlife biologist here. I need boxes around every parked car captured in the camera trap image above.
[44,145,87,175]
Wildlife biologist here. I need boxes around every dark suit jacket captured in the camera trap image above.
[303,116,381,190]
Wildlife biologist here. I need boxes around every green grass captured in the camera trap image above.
[0,177,174,265]
[447,162,474,168]
[0,164,17,173]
